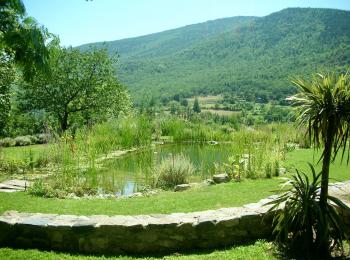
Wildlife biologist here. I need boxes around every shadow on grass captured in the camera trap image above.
[1,239,275,259]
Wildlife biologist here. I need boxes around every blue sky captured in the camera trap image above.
[23,0,350,47]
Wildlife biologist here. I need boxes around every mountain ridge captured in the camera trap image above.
[77,7,350,103]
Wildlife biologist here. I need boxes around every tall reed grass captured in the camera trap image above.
[215,123,301,180]
[24,115,307,196]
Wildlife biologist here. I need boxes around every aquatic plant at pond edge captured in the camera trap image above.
[152,154,195,189]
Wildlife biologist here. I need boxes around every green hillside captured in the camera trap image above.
[79,8,350,103]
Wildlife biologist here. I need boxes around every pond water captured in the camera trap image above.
[85,144,234,196]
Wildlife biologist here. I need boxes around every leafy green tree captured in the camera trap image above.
[23,47,130,132]
[180,98,188,107]
[288,72,350,255]
[193,97,201,113]
[173,94,180,102]
[0,56,16,135]
[0,0,50,80]
[0,0,52,136]
[169,101,179,115]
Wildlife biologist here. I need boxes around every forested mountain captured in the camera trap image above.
[79,8,350,103]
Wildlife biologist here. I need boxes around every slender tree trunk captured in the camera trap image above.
[319,116,335,254]
[60,111,69,133]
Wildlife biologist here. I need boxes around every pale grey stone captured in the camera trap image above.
[203,179,215,185]
[0,188,18,193]
[128,192,143,198]
[243,203,262,210]
[213,173,230,183]
[278,167,287,174]
[174,184,191,192]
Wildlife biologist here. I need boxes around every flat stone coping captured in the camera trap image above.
[0,196,275,228]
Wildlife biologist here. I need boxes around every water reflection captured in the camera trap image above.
[85,143,233,195]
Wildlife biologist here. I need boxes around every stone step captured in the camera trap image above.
[0,188,18,193]
[2,179,31,187]
[0,179,31,192]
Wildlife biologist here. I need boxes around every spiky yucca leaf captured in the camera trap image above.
[267,164,350,258]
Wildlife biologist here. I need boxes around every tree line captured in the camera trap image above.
[0,0,129,136]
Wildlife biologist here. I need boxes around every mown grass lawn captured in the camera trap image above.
[285,148,350,182]
[0,240,275,260]
[0,144,52,162]
[0,178,280,216]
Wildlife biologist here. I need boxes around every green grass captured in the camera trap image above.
[0,240,275,259]
[0,178,280,216]
[0,144,51,161]
[201,109,240,116]
[187,95,223,105]
[285,148,350,182]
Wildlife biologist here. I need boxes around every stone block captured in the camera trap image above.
[174,184,191,192]
[212,173,230,183]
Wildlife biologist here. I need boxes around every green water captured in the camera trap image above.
[86,144,234,195]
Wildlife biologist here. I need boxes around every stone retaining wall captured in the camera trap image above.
[0,181,349,255]
[0,197,276,255]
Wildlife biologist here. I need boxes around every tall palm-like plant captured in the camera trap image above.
[288,72,350,253]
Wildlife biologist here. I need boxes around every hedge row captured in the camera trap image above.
[0,134,49,147]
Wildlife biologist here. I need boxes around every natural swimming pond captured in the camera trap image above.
[84,144,234,195]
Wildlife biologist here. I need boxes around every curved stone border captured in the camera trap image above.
[0,181,349,255]
[0,199,276,254]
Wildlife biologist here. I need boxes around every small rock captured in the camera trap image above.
[203,179,215,185]
[66,193,80,199]
[128,192,143,198]
[213,173,230,184]
[97,194,107,199]
[174,184,191,192]
[148,190,158,195]
[278,167,287,175]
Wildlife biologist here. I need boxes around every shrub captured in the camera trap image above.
[153,154,195,189]
[28,180,47,197]
[29,178,97,198]
[0,134,49,148]
[34,154,50,168]
[28,135,39,144]
[0,137,15,147]
[35,134,50,144]
[0,159,26,174]
[267,164,350,258]
[264,162,272,178]
[14,136,32,146]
